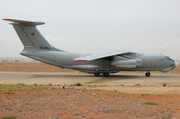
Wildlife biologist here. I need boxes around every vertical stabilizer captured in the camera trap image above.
[3,19,53,50]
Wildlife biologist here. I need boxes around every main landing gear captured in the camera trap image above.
[94,72,100,77]
[103,72,110,77]
[94,72,110,77]
[145,71,150,77]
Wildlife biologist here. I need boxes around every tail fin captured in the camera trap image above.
[3,19,54,50]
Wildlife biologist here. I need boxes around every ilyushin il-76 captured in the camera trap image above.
[3,19,178,77]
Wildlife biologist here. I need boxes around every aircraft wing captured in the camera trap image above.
[74,50,134,62]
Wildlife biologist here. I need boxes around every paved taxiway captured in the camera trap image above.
[1,72,180,94]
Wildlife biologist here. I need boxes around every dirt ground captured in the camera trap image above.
[0,62,72,73]
[0,62,180,119]
[0,85,180,119]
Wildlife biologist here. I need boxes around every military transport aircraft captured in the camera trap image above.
[3,19,178,77]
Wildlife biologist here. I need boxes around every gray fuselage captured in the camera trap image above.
[20,47,177,74]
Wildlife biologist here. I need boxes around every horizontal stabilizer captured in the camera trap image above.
[3,19,44,25]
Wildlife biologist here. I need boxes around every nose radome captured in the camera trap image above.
[175,61,178,66]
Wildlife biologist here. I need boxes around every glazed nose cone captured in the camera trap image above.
[175,61,178,66]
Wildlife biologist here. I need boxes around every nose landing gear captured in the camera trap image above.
[145,71,150,77]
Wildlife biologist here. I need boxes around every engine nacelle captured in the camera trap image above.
[136,59,142,66]
[111,59,142,68]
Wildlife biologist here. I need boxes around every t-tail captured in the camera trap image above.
[3,19,60,51]
[3,19,64,66]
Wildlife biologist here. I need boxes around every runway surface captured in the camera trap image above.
[0,72,179,85]
[1,72,180,94]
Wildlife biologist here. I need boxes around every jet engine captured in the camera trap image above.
[111,59,142,68]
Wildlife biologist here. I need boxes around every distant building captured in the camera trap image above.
[1,59,9,62]
[0,58,37,62]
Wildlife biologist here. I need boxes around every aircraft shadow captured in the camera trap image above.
[30,74,141,78]
[84,75,141,84]
[30,74,94,78]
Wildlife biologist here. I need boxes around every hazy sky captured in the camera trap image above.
[0,0,180,60]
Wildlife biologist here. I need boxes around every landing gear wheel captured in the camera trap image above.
[145,72,150,77]
[94,72,100,77]
[103,72,110,77]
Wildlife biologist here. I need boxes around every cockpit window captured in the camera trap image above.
[165,56,173,60]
